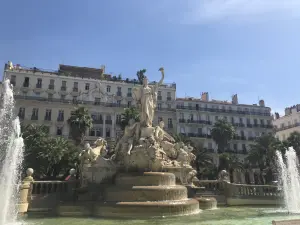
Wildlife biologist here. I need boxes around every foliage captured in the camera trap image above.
[211,119,236,153]
[22,124,80,179]
[286,131,300,154]
[136,69,147,84]
[173,133,191,145]
[247,133,284,171]
[218,152,244,172]
[120,107,140,130]
[68,107,93,145]
[117,74,122,80]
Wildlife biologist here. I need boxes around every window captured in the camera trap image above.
[36,78,42,88]
[241,130,245,137]
[260,119,264,125]
[127,101,131,107]
[247,118,251,124]
[23,77,29,87]
[62,81,67,86]
[107,85,111,92]
[158,117,163,124]
[45,109,52,121]
[73,82,78,92]
[233,144,237,150]
[158,91,162,96]
[117,100,121,107]
[106,127,111,137]
[239,118,243,123]
[18,107,25,119]
[198,128,202,134]
[190,114,194,121]
[73,96,77,103]
[231,117,235,123]
[49,79,55,89]
[188,103,192,109]
[128,88,132,93]
[56,127,63,136]
[157,103,162,109]
[60,95,66,100]
[167,104,171,109]
[85,83,90,90]
[94,98,101,105]
[206,115,210,121]
[242,144,246,151]
[180,113,184,119]
[10,75,16,86]
[116,114,122,123]
[167,92,171,100]
[254,119,258,125]
[117,87,121,92]
[31,108,39,120]
[168,118,172,128]
[215,116,219,121]
[57,110,64,121]
[48,94,53,100]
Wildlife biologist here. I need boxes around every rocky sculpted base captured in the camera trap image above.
[57,172,200,218]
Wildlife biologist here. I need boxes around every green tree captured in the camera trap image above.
[22,124,80,178]
[68,107,93,145]
[211,119,236,153]
[218,152,244,172]
[117,74,122,80]
[136,69,147,84]
[194,148,214,179]
[120,107,140,130]
[173,133,191,145]
[286,131,300,154]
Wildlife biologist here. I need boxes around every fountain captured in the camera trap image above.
[0,80,25,225]
[276,147,300,213]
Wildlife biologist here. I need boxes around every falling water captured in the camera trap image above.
[276,147,300,213]
[0,80,25,225]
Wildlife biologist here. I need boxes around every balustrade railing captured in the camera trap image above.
[31,180,79,195]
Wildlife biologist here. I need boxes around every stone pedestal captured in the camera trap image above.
[195,197,217,210]
[17,168,34,214]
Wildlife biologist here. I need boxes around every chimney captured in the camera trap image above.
[201,92,209,101]
[232,94,238,104]
[259,99,265,107]
[275,112,279,119]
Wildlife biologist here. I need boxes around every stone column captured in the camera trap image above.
[111,113,116,139]
[232,169,238,183]
[18,168,34,215]
[239,170,246,184]
[103,114,106,138]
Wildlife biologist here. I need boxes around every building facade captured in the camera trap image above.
[3,63,177,145]
[176,93,273,163]
[273,105,300,141]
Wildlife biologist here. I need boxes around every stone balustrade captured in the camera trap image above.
[196,180,226,194]
[31,180,79,195]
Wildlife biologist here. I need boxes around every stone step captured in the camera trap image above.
[115,172,176,186]
[104,185,188,202]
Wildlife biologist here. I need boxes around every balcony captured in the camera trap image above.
[23,83,29,88]
[93,119,103,124]
[176,105,271,117]
[127,93,132,98]
[31,115,38,120]
[105,120,113,125]
[168,124,173,129]
[57,117,64,122]
[276,122,300,132]
[247,124,253,128]
[44,116,51,121]
[36,84,42,89]
[48,84,55,90]
[167,97,172,101]
[186,133,212,139]
[179,119,185,123]
[18,113,25,120]
[60,86,67,92]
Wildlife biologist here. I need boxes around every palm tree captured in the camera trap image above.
[194,148,214,179]
[173,133,191,144]
[68,107,93,145]
[211,119,236,153]
[120,107,140,130]
[136,69,147,84]
[218,152,244,172]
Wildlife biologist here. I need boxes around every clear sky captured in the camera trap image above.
[1,0,300,115]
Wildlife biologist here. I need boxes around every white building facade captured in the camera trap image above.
[3,63,177,145]
[273,105,300,141]
[176,93,273,163]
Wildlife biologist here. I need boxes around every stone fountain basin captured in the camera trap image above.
[104,185,188,202]
[57,199,200,218]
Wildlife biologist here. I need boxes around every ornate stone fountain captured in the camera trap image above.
[57,68,200,218]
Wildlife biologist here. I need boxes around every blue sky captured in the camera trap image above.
[1,0,300,115]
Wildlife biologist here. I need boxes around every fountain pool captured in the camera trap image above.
[24,207,300,225]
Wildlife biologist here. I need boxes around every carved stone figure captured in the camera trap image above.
[133,68,164,127]
[187,170,198,185]
[218,169,230,183]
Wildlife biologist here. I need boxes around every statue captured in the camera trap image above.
[218,169,230,183]
[133,67,164,127]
